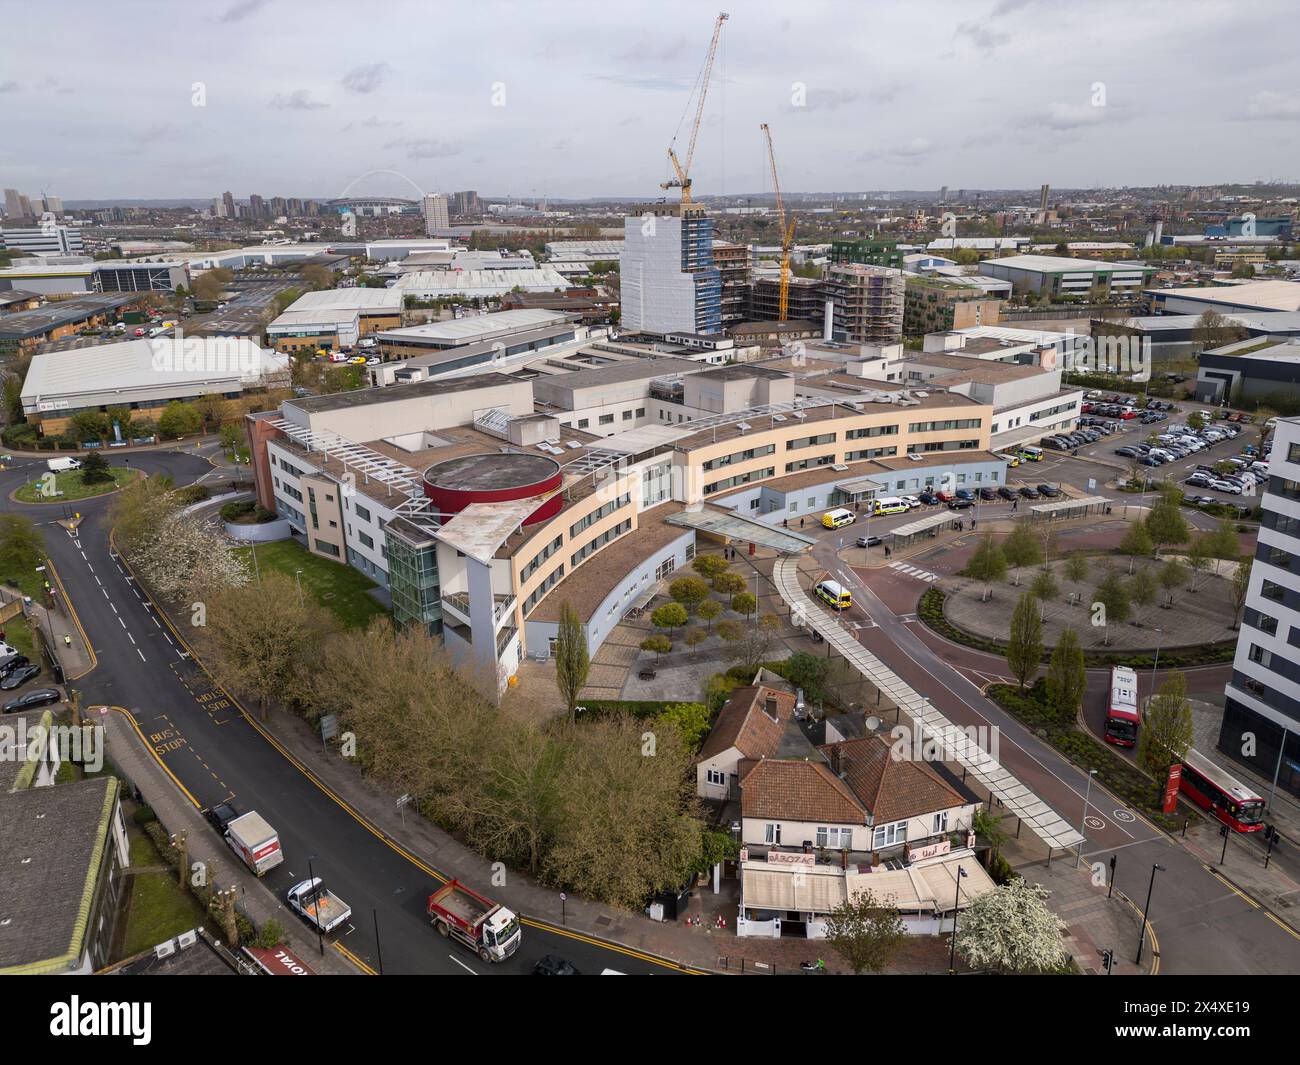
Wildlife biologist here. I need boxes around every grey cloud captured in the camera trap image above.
[270,89,328,111]
[1245,90,1300,120]
[220,0,268,23]
[342,63,390,95]
[1023,102,1109,131]
[384,138,462,159]
[0,81,19,94]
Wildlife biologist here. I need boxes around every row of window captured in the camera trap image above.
[701,443,776,472]
[845,446,898,462]
[785,455,835,474]
[522,535,564,581]
[572,407,645,430]
[522,564,565,616]
[758,813,951,851]
[845,424,898,440]
[704,466,775,496]
[908,418,981,433]
[786,433,836,451]
[569,493,630,538]
[572,518,632,567]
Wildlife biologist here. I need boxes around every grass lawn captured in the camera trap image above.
[2,614,36,660]
[13,466,141,503]
[236,538,387,629]
[119,828,207,959]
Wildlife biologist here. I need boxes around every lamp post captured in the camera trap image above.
[1075,768,1098,868]
[1150,627,1164,706]
[1135,863,1165,966]
[947,864,968,974]
[294,568,304,608]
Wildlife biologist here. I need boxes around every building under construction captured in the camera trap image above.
[822,263,905,346]
[749,275,824,323]
[712,240,752,326]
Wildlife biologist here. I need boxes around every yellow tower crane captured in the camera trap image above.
[661,12,729,206]
[761,122,795,322]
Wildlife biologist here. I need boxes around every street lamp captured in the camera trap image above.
[1075,768,1098,868]
[1135,863,1165,966]
[294,569,304,608]
[1150,627,1164,706]
[947,865,969,974]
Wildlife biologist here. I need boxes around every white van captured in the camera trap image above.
[47,457,82,473]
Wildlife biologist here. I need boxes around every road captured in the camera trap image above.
[1,446,676,976]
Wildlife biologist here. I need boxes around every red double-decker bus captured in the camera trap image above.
[1179,749,1265,832]
[1104,666,1140,747]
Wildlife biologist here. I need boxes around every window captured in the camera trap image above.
[1256,612,1279,636]
[815,826,852,849]
[635,407,646,417]
[358,531,374,549]
[314,539,340,557]
[764,823,782,845]
[622,409,633,420]
[570,494,630,538]
[908,418,981,433]
[872,820,907,848]
[599,413,614,425]
[932,811,949,834]
[656,557,676,580]
[577,418,589,429]
[706,768,725,787]
[523,535,564,580]
[1249,644,1272,667]
[846,424,898,440]
[786,432,836,451]
[354,503,372,522]
[1262,579,1285,602]
[701,443,775,471]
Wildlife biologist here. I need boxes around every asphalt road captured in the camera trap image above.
[1,446,675,976]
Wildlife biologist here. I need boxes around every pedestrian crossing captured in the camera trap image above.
[888,561,940,583]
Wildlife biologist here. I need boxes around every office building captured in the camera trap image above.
[266,287,403,354]
[1217,416,1300,800]
[903,275,1001,334]
[620,204,721,336]
[3,188,25,219]
[830,239,904,270]
[450,191,480,217]
[1,224,84,256]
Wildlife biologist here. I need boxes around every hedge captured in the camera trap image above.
[919,587,1236,668]
[575,699,703,721]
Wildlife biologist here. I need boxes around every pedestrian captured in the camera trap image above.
[800,518,805,529]
[1012,499,1018,512]
[884,545,891,559]
[783,518,788,529]
[971,517,977,529]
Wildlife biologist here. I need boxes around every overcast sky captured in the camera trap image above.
[2,0,1297,202]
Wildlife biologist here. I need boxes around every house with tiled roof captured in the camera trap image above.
[695,685,800,801]
[738,732,980,864]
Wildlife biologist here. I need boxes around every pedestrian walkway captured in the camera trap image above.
[888,560,940,583]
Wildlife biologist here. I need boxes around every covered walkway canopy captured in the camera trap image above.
[888,510,958,549]
[1029,494,1111,521]
[666,508,817,554]
[834,473,888,501]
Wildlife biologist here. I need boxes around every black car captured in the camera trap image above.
[1041,437,1069,451]
[533,954,581,975]
[205,801,240,833]
[0,663,41,690]
[2,688,61,713]
[947,497,973,510]
[997,487,1017,500]
[1037,484,1061,497]
[918,491,939,505]
[1018,486,1041,499]
[1115,446,1138,457]
[978,487,997,500]
[856,534,882,548]
[0,653,30,678]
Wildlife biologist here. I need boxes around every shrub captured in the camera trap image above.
[255,919,286,948]
[175,484,211,505]
[132,804,158,826]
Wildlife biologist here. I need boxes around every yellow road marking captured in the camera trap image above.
[46,557,97,680]
[519,917,706,973]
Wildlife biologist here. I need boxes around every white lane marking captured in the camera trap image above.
[447,955,478,975]
[127,632,136,645]
[94,576,102,586]
[110,603,117,614]
[118,617,126,629]
[152,617,161,628]
[137,648,146,662]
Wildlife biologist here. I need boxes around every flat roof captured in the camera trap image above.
[437,499,550,565]
[377,308,570,344]
[425,451,559,493]
[1152,279,1300,312]
[277,287,402,313]
[0,293,140,340]
[692,364,791,382]
[284,371,518,414]
[981,254,1156,273]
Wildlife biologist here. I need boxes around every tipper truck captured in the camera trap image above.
[287,878,352,934]
[224,811,283,876]
[427,880,521,962]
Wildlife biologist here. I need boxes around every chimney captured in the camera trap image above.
[828,745,842,776]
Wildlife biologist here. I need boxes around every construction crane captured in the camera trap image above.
[760,122,795,322]
[661,12,729,206]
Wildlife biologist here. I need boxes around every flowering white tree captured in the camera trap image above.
[134,511,250,603]
[954,877,1067,973]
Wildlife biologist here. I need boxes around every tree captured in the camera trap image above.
[650,602,688,633]
[79,450,113,485]
[1092,570,1131,639]
[964,533,1007,598]
[696,598,721,630]
[1230,555,1253,629]
[715,619,744,643]
[1001,523,1043,585]
[731,590,757,618]
[0,513,44,584]
[1029,567,1058,609]
[1006,593,1043,689]
[553,601,589,719]
[1045,629,1086,720]
[955,878,1067,973]
[133,511,249,603]
[824,890,907,975]
[1118,523,1154,574]
[726,614,782,675]
[1137,670,1194,792]
[784,651,829,703]
[1191,309,1246,352]
[669,575,710,612]
[1063,554,1090,584]
[1144,495,1189,556]
[70,410,108,441]
[1128,567,1158,620]
[683,626,707,652]
[691,554,729,581]
[712,571,746,603]
[158,401,203,439]
[1157,557,1187,607]
[640,634,672,659]
[1185,535,1212,592]
[202,572,336,718]
[657,702,711,748]
[302,262,336,290]
[1204,518,1241,567]
[1187,410,1207,432]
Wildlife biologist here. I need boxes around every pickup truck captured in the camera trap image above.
[286,878,352,934]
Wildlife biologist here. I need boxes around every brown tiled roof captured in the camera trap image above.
[820,735,966,823]
[697,685,797,763]
[740,759,866,825]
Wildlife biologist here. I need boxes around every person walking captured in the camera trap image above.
[884,545,891,559]
[1011,499,1018,512]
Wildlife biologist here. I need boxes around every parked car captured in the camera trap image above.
[856,534,883,548]
[1138,455,1160,467]
[0,664,41,690]
[947,497,974,510]
[997,487,1017,501]
[205,801,240,833]
[2,688,61,713]
[1209,479,1243,494]
[1115,446,1139,457]
[978,486,998,500]
[0,654,30,679]
[1018,486,1041,499]
[918,491,939,505]
[533,955,581,976]
[935,489,955,502]
[955,489,975,501]
[900,495,922,509]
[1037,484,1061,497]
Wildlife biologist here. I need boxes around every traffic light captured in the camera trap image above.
[1099,948,1114,974]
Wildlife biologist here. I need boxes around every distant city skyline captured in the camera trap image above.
[2,0,1298,200]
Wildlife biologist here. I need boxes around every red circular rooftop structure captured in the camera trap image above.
[423,452,563,525]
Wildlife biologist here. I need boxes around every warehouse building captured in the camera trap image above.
[978,254,1156,298]
[393,268,571,301]
[1145,279,1300,317]
[266,288,403,353]
[0,293,142,356]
